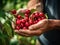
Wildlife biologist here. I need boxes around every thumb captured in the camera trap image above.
[29,21,43,30]
[29,19,47,30]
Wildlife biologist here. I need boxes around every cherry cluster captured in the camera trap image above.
[11,9,46,30]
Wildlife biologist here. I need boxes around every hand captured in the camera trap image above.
[27,0,43,12]
[15,19,55,37]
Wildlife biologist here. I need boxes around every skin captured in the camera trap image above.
[27,0,43,12]
[14,19,60,37]
[14,0,60,37]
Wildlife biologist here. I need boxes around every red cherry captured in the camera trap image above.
[41,17,45,19]
[23,27,27,30]
[15,26,20,30]
[11,9,16,14]
[29,20,33,25]
[25,9,30,14]
[25,22,29,27]
[29,18,33,25]
[15,11,46,30]
[35,12,39,17]
[33,20,38,24]
[39,12,44,17]
[21,23,24,27]
[32,13,35,15]
[25,13,29,17]
[16,19,21,25]
[34,21,36,24]
[35,20,38,23]
[38,18,42,21]
[17,15,21,19]
[21,19,26,23]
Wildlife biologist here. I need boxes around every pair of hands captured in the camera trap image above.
[14,19,54,37]
[12,9,54,37]
[15,0,49,37]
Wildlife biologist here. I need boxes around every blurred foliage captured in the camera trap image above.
[0,0,36,45]
[0,0,29,11]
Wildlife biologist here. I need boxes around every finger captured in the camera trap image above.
[11,22,15,29]
[18,29,42,36]
[29,19,48,30]
[17,9,26,14]
[15,30,31,37]
[29,20,43,30]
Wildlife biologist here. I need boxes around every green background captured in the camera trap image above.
[0,0,36,45]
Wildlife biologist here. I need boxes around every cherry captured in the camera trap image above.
[34,20,38,24]
[29,20,33,25]
[20,23,24,27]
[23,27,27,29]
[39,12,44,17]
[11,9,16,14]
[14,10,46,30]
[34,21,36,24]
[25,13,29,17]
[38,18,42,21]
[32,13,35,15]
[25,9,30,14]
[15,26,20,30]
[41,17,45,19]
[21,19,26,23]
[35,12,39,17]
[25,22,29,27]
[17,15,21,19]
[16,19,21,25]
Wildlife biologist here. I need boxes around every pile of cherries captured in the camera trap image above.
[11,9,46,30]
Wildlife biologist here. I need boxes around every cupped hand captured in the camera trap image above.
[14,19,54,37]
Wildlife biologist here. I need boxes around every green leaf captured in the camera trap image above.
[18,12,25,18]
[0,37,6,45]
[45,13,48,19]
[3,22,14,38]
[0,10,6,19]
[30,9,36,14]
[0,29,10,45]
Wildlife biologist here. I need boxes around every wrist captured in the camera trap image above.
[48,19,60,30]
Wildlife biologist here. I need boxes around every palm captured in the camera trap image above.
[15,19,51,36]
